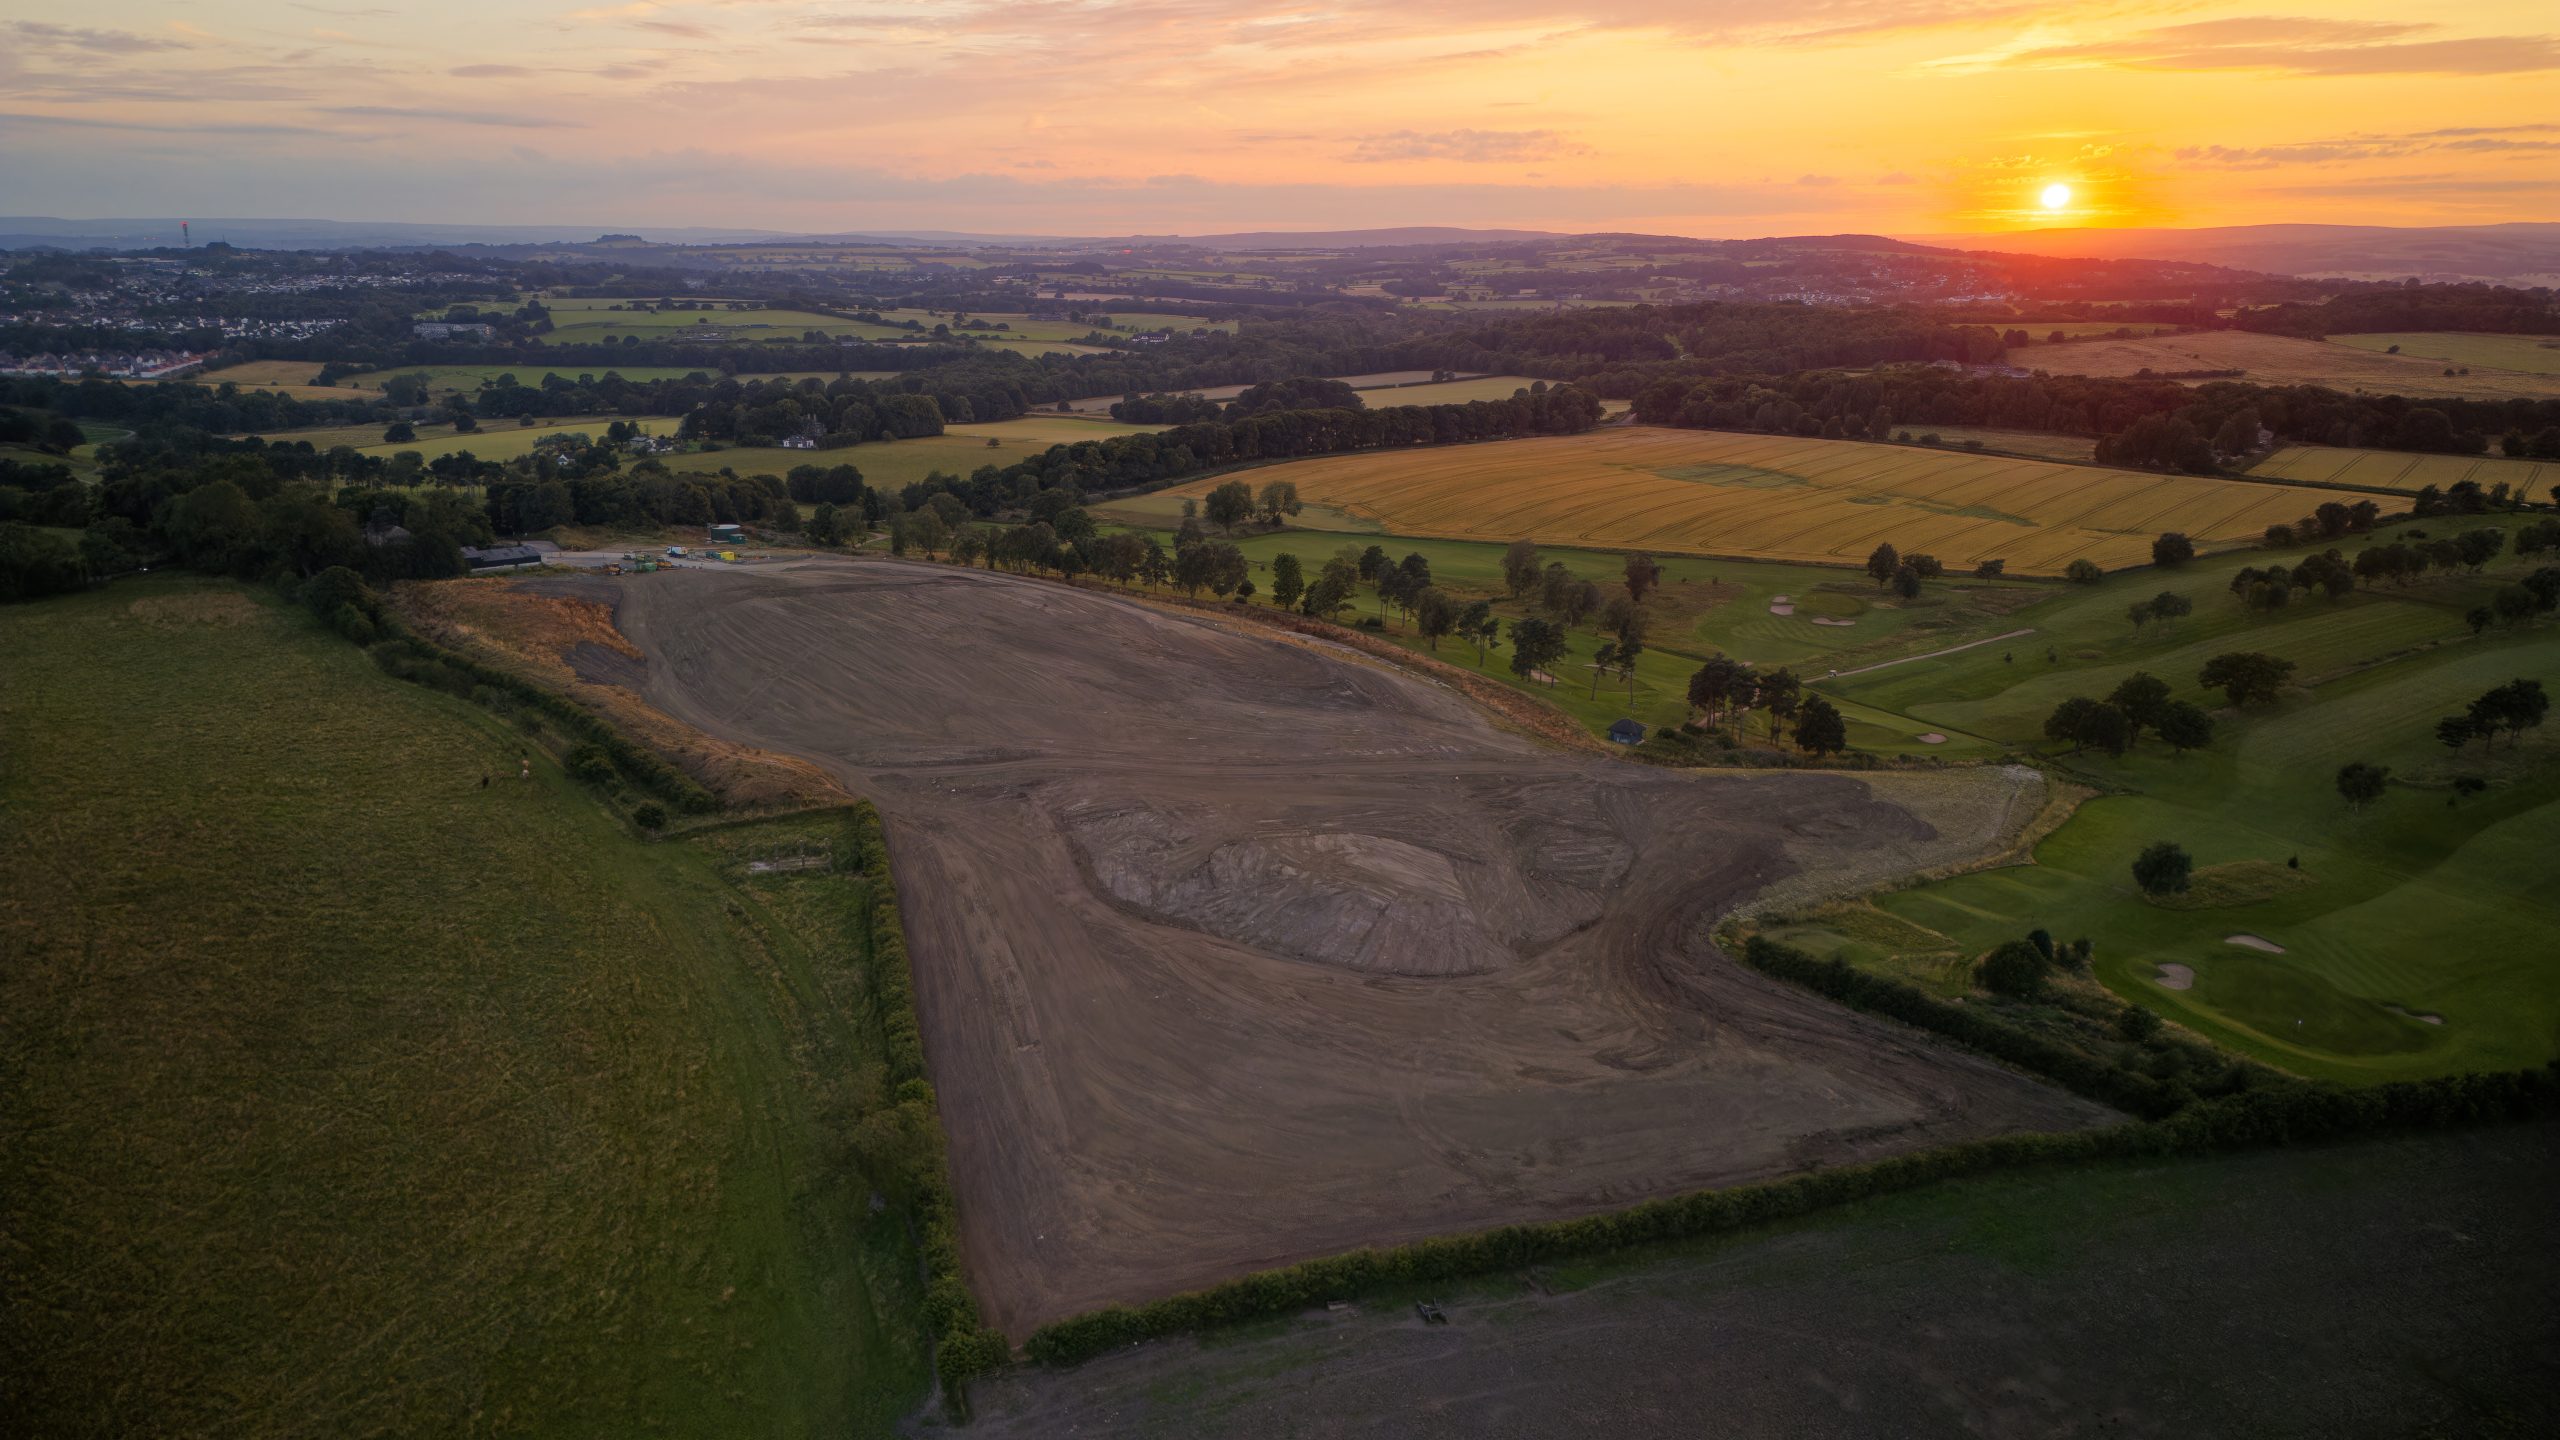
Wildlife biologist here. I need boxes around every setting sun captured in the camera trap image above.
[2039,182,2073,212]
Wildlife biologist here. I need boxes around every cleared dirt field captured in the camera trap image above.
[2251,444,2558,502]
[1159,427,2315,574]
[2033,330,2559,400]
[549,559,2106,1336]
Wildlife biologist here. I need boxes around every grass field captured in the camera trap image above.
[1153,427,2318,574]
[1906,426,2100,463]
[246,416,682,461]
[2250,445,2557,502]
[660,416,1161,489]
[2330,332,2560,376]
[526,299,1189,355]
[0,579,928,1433]
[1806,520,2560,1081]
[2032,330,2559,400]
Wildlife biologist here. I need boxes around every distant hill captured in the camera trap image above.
[1905,223,2560,283]
[0,217,1563,254]
[0,216,798,251]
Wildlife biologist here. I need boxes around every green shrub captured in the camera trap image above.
[1977,939,2051,998]
[633,802,666,830]
[330,602,376,646]
[565,744,615,785]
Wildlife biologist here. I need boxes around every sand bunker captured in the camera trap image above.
[2387,1004,2446,1026]
[1917,733,1948,745]
[1811,617,1855,627]
[2154,963,2196,990]
[2225,934,2286,953]
[1769,603,1795,615]
[548,560,2109,1336]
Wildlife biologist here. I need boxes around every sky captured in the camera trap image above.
[2,1,2555,237]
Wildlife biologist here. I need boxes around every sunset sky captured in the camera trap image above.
[4,1,2555,236]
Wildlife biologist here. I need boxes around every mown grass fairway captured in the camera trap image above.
[1814,522,2560,1081]
[0,580,927,1434]
[2330,331,2560,376]
[1158,427,2316,574]
[1085,521,2038,754]
[2251,444,2557,501]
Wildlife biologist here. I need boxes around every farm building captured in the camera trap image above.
[460,544,544,571]
[1608,719,1647,745]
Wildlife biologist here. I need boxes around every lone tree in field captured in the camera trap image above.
[2065,558,2105,585]
[2336,761,2390,811]
[1203,479,1255,531]
[1508,616,1566,682]
[1501,539,1541,597]
[2107,672,2171,743]
[2466,678,2549,748]
[383,420,416,444]
[1977,939,2051,999]
[2132,841,2193,897]
[2198,651,2295,708]
[2152,532,2196,567]
[1865,541,1900,587]
[1795,695,1849,757]
[1754,667,1803,741]
[1891,563,1924,600]
[1414,586,1457,650]
[2156,701,2215,756]
[1267,552,1303,610]
[2148,591,2193,629]
[1623,551,1660,604]
[1255,479,1302,526]
[2044,696,2131,757]
[1456,600,1499,663]
[1588,641,1619,697]
[1687,655,1753,723]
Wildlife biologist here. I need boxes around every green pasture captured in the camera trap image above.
[1813,519,2560,1081]
[0,579,927,1434]
[2329,332,2560,377]
[244,416,681,462]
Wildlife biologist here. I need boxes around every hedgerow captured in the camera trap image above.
[843,803,1005,1400]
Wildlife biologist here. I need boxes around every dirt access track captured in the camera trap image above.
[545,558,2108,1337]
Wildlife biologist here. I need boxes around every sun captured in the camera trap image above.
[2039,182,2073,212]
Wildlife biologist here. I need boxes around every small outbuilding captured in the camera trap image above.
[460,544,544,571]
[1607,719,1647,745]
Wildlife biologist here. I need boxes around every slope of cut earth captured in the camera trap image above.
[546,558,2110,1336]
[1157,427,2314,574]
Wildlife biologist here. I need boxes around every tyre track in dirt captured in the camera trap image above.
[542,558,2110,1337]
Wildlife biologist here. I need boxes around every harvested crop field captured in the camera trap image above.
[2249,444,2557,502]
[1160,427,2315,574]
[2033,330,2559,400]
[543,558,2108,1336]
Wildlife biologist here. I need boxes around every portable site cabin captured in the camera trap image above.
[708,524,745,545]
[1607,719,1648,746]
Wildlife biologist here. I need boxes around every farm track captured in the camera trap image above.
[546,558,2109,1336]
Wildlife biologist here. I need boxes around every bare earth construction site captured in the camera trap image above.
[553,560,2108,1336]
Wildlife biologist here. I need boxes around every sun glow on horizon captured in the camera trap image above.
[2039,182,2073,211]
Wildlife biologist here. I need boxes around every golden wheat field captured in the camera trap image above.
[1175,428,2324,574]
[2250,445,2556,502]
